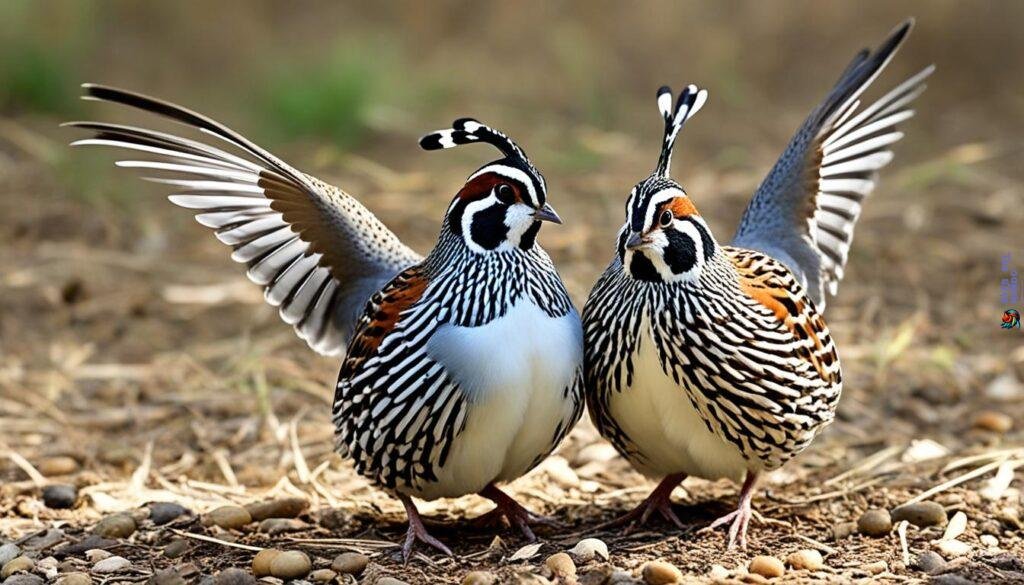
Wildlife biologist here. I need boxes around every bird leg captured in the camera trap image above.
[397,493,452,562]
[597,473,687,532]
[708,471,758,550]
[473,483,555,541]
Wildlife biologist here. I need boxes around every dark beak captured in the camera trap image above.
[533,203,562,224]
[625,231,645,250]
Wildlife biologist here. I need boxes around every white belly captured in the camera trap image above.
[608,319,748,482]
[410,300,583,500]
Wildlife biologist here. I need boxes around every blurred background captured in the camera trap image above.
[1,1,1023,580]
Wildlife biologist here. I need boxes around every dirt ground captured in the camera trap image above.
[3,3,1024,584]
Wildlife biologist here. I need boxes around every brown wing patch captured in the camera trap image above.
[339,266,429,379]
[728,248,839,384]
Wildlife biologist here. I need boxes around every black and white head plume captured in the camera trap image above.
[619,85,714,283]
[420,118,560,254]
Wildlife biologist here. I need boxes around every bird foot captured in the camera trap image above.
[398,494,452,563]
[596,473,687,533]
[477,484,557,541]
[704,471,758,550]
[707,506,752,550]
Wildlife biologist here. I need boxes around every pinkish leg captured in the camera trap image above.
[398,493,452,562]
[597,473,687,532]
[708,471,758,550]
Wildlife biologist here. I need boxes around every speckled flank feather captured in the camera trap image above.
[732,20,933,307]
[333,226,582,497]
[584,246,840,473]
[66,85,420,355]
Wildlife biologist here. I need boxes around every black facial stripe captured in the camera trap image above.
[681,216,715,260]
[628,251,661,282]
[469,204,509,250]
[663,227,697,274]
[447,199,467,236]
[616,230,629,262]
[519,221,542,250]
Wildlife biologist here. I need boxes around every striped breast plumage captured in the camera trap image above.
[583,246,842,480]
[333,244,584,500]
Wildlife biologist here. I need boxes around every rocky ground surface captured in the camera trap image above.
[3,64,1024,582]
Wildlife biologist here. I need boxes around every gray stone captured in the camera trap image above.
[42,485,78,509]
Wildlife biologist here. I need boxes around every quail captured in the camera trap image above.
[68,90,584,559]
[581,20,932,548]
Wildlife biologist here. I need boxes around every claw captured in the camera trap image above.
[398,494,452,562]
[705,471,758,550]
[477,483,557,541]
[595,473,687,532]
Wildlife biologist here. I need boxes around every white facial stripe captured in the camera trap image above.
[644,187,686,231]
[460,195,495,254]
[503,203,535,248]
[468,164,539,207]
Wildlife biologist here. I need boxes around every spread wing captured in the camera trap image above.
[66,84,422,356]
[731,19,933,308]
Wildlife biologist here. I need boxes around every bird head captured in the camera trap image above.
[420,118,559,254]
[619,85,715,283]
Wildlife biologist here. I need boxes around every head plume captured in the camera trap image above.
[419,118,547,206]
[653,84,708,178]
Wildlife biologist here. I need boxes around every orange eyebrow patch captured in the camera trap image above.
[667,197,699,217]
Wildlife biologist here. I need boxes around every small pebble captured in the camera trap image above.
[37,456,79,476]
[461,570,496,585]
[377,578,410,585]
[708,564,730,580]
[568,538,609,562]
[892,502,947,528]
[608,570,636,585]
[91,555,130,574]
[3,574,44,585]
[203,506,252,530]
[574,443,619,465]
[268,550,311,579]
[936,540,971,559]
[330,552,369,575]
[245,498,308,521]
[35,557,58,580]
[786,549,824,571]
[642,560,682,585]
[2,556,35,578]
[213,568,255,585]
[85,549,112,562]
[309,569,337,583]
[252,549,281,577]
[147,568,185,585]
[980,534,999,547]
[0,544,21,566]
[163,539,190,559]
[543,456,580,489]
[54,535,117,558]
[148,502,190,525]
[749,556,785,579]
[93,513,137,539]
[973,410,1013,433]
[913,551,946,575]
[980,519,1003,535]
[862,560,887,575]
[258,518,307,535]
[857,509,893,536]
[546,552,577,580]
[57,572,92,585]
[42,484,78,509]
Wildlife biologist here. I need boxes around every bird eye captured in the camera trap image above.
[659,210,674,227]
[496,183,515,204]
